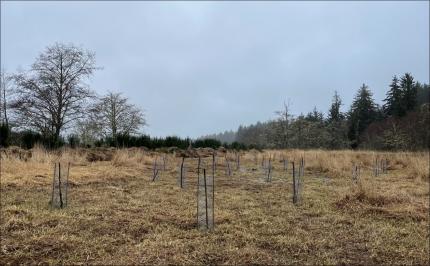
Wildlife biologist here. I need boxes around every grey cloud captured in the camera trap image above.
[1,1,428,138]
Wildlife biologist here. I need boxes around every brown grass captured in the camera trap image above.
[0,148,429,265]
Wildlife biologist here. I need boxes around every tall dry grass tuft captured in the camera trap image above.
[262,149,430,181]
[111,148,152,167]
[28,144,57,164]
[28,146,90,166]
[401,152,429,180]
[60,147,91,166]
[338,180,410,208]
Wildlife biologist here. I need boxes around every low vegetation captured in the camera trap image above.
[1,148,428,264]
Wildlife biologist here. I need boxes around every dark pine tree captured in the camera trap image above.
[384,75,405,117]
[327,90,344,122]
[306,106,324,123]
[327,91,348,149]
[400,73,417,112]
[415,81,430,107]
[347,84,377,148]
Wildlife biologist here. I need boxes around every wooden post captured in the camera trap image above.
[282,155,285,170]
[180,157,185,188]
[292,161,298,204]
[352,164,359,183]
[355,165,358,182]
[374,158,377,177]
[58,162,63,209]
[197,156,201,178]
[377,158,380,176]
[152,169,159,182]
[152,157,159,181]
[213,153,216,174]
[196,161,200,227]
[152,156,158,180]
[385,159,388,174]
[382,159,385,174]
[65,162,70,207]
[203,169,209,229]
[51,163,56,208]
[358,165,361,178]
[300,157,305,177]
[212,153,215,229]
[225,155,231,176]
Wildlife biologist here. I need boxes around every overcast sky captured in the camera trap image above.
[1,1,429,138]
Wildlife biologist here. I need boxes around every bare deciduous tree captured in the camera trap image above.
[91,92,145,140]
[275,99,292,149]
[0,70,15,127]
[12,43,98,145]
[74,119,101,147]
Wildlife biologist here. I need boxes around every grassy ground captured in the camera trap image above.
[1,148,429,265]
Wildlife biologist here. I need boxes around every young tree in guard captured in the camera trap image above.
[352,164,360,183]
[197,169,214,230]
[152,156,160,181]
[225,155,231,176]
[282,155,288,172]
[266,154,272,182]
[299,157,305,177]
[380,158,388,174]
[162,154,167,171]
[374,158,379,177]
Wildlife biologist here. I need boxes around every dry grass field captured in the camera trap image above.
[1,147,429,265]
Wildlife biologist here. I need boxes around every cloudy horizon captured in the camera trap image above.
[1,1,429,138]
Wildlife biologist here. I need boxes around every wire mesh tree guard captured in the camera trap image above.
[196,168,214,230]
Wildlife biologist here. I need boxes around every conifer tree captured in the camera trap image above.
[400,73,417,112]
[328,91,344,122]
[384,75,405,117]
[414,81,429,107]
[306,106,324,123]
[327,91,348,148]
[347,84,377,147]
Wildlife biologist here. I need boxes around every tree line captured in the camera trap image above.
[230,75,429,150]
[1,43,428,151]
